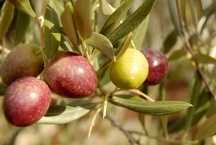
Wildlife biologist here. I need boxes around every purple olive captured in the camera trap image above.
[143,49,168,85]
[3,77,51,127]
[43,52,98,98]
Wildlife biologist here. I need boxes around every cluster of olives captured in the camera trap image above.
[1,44,168,127]
[1,45,98,126]
[110,48,168,89]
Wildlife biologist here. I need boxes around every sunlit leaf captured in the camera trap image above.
[38,105,89,124]
[86,32,114,59]
[100,0,132,35]
[111,96,192,116]
[108,0,156,44]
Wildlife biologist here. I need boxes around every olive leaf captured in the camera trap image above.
[48,0,64,16]
[111,96,192,116]
[193,53,216,65]
[61,2,80,47]
[133,15,150,50]
[100,0,115,15]
[85,32,114,59]
[100,0,132,35]
[38,105,89,124]
[12,0,36,17]
[108,0,156,44]
[0,0,15,41]
[44,6,61,58]
[8,9,31,45]
[162,30,178,54]
[74,0,92,39]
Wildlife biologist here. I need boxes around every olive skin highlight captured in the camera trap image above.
[3,77,51,127]
[43,52,98,98]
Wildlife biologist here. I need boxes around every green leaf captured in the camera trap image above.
[100,0,115,15]
[38,105,89,124]
[193,53,216,64]
[44,6,61,58]
[61,2,80,47]
[48,0,64,16]
[100,0,132,35]
[133,15,150,50]
[13,0,36,17]
[108,0,156,44]
[0,0,15,41]
[86,32,114,59]
[111,96,192,116]
[162,30,178,54]
[74,0,92,39]
[9,9,31,45]
[195,114,216,140]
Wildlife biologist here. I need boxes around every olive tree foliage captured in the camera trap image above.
[0,0,216,145]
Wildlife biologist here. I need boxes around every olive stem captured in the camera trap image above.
[88,107,102,138]
[129,89,155,102]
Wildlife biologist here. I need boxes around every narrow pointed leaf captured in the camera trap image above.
[133,15,150,49]
[86,32,114,59]
[44,6,61,58]
[61,2,80,47]
[108,0,156,44]
[9,9,31,45]
[12,0,36,17]
[111,96,192,116]
[0,0,15,41]
[48,0,64,16]
[100,0,132,35]
[38,106,89,124]
[163,30,178,54]
[74,0,92,39]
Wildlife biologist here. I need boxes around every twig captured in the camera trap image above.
[105,115,140,145]
[88,107,102,138]
[106,115,199,145]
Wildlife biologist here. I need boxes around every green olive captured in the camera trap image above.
[110,48,149,89]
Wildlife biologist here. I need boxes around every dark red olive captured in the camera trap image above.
[143,49,168,85]
[1,45,43,85]
[3,77,51,127]
[43,52,98,98]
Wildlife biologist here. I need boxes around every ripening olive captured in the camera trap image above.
[110,48,149,89]
[43,52,98,98]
